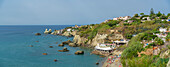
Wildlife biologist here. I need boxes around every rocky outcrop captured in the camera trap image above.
[69,43,77,47]
[44,29,52,34]
[91,50,110,56]
[90,33,108,47]
[62,31,73,37]
[73,35,88,46]
[71,31,77,36]
[51,30,58,35]
[58,44,64,47]
[35,33,41,35]
[160,49,170,58]
[75,50,84,55]
[58,47,69,52]
[73,33,108,47]
[62,40,72,44]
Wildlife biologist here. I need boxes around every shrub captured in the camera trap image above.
[154,37,164,46]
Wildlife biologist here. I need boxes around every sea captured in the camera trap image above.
[0,25,104,67]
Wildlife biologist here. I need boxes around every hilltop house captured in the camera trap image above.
[113,16,131,20]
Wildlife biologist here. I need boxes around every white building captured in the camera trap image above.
[67,29,71,32]
[142,17,151,21]
[95,43,115,52]
[113,16,131,20]
[104,20,109,23]
[159,27,167,32]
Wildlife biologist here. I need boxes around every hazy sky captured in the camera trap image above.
[0,0,169,25]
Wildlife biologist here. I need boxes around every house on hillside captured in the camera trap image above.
[113,16,131,20]
[159,27,167,32]
[123,16,131,20]
[167,17,170,22]
[104,20,109,23]
[110,30,118,33]
[142,17,151,21]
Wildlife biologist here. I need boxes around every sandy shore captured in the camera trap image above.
[102,51,122,67]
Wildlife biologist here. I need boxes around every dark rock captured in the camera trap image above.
[56,42,58,44]
[35,41,39,42]
[75,50,84,55]
[58,44,64,47]
[49,46,53,48]
[35,33,41,35]
[58,47,69,52]
[54,59,57,62]
[62,40,71,44]
[96,62,99,65]
[43,53,48,55]
[29,45,33,47]
[68,43,77,47]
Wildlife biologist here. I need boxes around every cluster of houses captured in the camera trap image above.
[141,27,170,55]
[113,16,132,20]
[104,15,170,24]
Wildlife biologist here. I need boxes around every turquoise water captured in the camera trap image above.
[0,25,104,67]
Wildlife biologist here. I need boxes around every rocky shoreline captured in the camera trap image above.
[40,27,124,67]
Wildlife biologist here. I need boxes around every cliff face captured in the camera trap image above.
[73,33,108,47]
[62,31,71,36]
[73,35,88,46]
[90,33,108,46]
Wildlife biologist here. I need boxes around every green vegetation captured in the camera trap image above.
[67,10,170,67]
[121,55,169,67]
[121,32,168,67]
[150,8,155,16]
[166,33,170,41]
[154,37,164,46]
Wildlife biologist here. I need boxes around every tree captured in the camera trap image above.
[156,11,162,17]
[160,14,167,19]
[167,13,170,17]
[133,14,139,17]
[140,13,144,16]
[166,34,170,41]
[150,8,155,15]
[154,37,164,46]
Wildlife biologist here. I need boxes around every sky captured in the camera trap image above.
[0,0,169,25]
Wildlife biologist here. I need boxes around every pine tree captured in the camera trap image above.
[150,8,155,15]
[156,11,162,17]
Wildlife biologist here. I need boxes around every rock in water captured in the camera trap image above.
[29,45,33,47]
[58,47,69,52]
[54,59,58,62]
[68,43,77,47]
[56,42,58,44]
[43,53,48,55]
[62,40,71,44]
[96,62,99,65]
[75,50,84,55]
[44,29,52,34]
[63,47,67,50]
[35,33,41,35]
[58,44,64,47]
[49,46,53,48]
